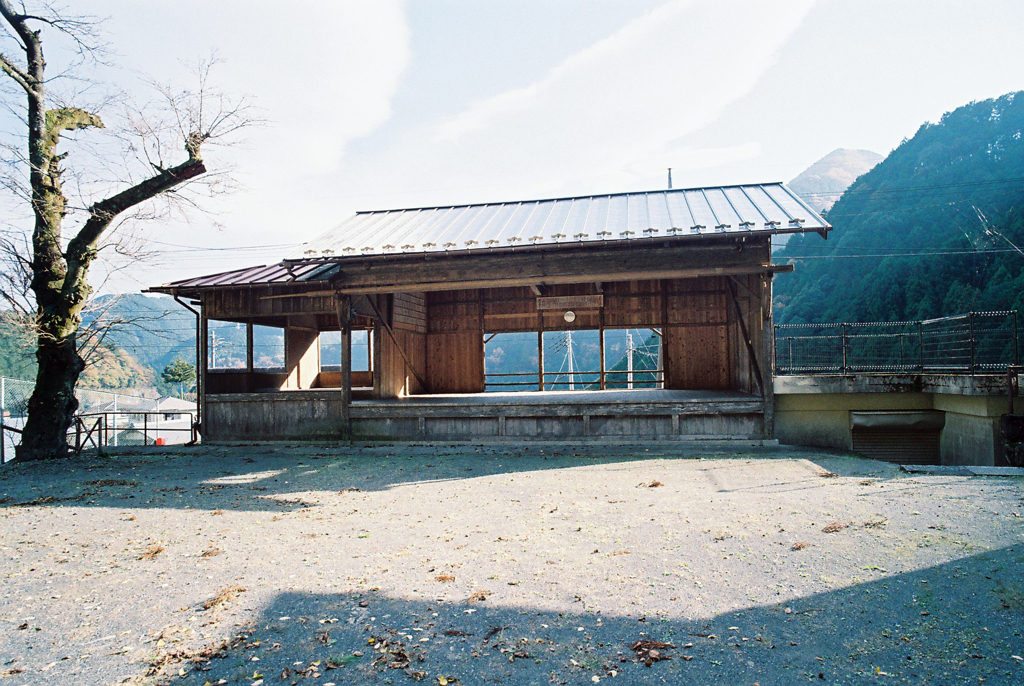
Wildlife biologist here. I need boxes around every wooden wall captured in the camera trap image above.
[424,276,763,393]
[376,293,428,397]
[196,269,769,398]
[662,277,730,390]
[426,290,485,393]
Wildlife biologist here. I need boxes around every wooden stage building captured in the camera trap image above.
[151,184,829,443]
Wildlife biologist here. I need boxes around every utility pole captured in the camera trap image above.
[626,332,634,389]
[566,330,575,391]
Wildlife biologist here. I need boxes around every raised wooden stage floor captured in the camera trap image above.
[204,389,766,443]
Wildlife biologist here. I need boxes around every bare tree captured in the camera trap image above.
[0,2,253,460]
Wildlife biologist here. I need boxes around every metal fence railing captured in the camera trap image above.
[1,376,197,463]
[775,310,1020,375]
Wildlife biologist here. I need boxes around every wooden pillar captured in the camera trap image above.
[199,311,208,430]
[338,295,351,439]
[372,296,384,398]
[245,321,254,392]
[761,273,775,439]
[598,307,602,393]
[537,310,545,391]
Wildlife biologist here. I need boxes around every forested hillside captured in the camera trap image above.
[776,92,1024,325]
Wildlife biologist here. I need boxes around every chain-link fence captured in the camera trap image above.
[1,378,195,463]
[775,311,1020,375]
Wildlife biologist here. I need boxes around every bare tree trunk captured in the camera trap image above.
[1,1,211,460]
[19,332,84,457]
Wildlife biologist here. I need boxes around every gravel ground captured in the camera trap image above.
[1,442,1023,686]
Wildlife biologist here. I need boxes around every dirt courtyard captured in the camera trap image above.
[1,442,1022,685]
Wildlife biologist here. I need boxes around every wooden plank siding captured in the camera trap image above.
[194,269,768,399]
[426,290,484,393]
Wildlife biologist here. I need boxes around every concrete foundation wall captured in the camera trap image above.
[775,375,1023,466]
[204,391,766,443]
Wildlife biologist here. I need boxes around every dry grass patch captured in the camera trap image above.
[201,585,245,611]
[822,522,850,533]
[139,543,165,560]
[435,574,456,582]
[200,547,223,558]
[467,589,491,603]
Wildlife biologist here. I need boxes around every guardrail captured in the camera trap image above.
[71,411,198,454]
[484,369,665,391]
[775,310,1019,375]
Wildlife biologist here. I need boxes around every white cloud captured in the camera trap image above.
[392,0,816,200]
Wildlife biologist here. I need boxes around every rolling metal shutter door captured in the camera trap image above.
[852,428,941,465]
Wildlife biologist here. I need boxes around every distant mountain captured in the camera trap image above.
[775,92,1024,326]
[87,294,197,375]
[788,148,883,213]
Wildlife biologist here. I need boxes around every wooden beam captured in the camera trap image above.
[726,277,763,396]
[332,241,770,294]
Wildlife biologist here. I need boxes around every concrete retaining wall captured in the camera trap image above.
[775,374,1023,466]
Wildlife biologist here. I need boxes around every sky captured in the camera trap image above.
[4,0,1024,292]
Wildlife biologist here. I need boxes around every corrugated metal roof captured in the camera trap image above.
[159,261,340,290]
[291,183,828,259]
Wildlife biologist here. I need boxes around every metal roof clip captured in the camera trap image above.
[765,220,781,227]
[303,248,316,255]
[382,244,395,250]
[691,224,706,231]
[422,242,437,248]
[620,230,635,237]
[597,230,612,237]
[465,240,478,246]
[789,217,806,225]
[529,235,544,242]
[739,221,756,228]
[401,244,415,250]
[342,246,356,252]
[485,239,500,245]
[550,233,565,240]
[443,242,458,248]
[321,248,334,255]
[507,236,521,242]
[715,224,731,231]
[643,228,658,235]
[573,233,588,240]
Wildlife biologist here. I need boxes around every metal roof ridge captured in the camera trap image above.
[349,182,788,216]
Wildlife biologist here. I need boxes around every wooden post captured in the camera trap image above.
[199,312,208,432]
[245,321,254,392]
[338,294,352,440]
[372,297,383,398]
[761,273,775,440]
[537,310,545,391]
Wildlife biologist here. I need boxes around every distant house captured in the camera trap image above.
[151,184,829,443]
[84,395,197,445]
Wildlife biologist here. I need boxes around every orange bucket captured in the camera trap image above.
[155,438,166,446]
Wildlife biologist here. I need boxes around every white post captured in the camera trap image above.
[627,332,634,390]
[112,393,118,448]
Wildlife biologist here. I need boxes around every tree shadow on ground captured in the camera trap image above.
[0,442,883,514]
[144,545,1024,686]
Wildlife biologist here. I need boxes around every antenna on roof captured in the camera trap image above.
[667,168,673,190]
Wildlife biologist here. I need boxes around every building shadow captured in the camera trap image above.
[0,442,889,514]
[149,545,1024,685]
